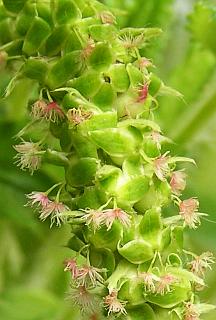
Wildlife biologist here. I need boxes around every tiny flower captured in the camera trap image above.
[84,209,104,232]
[179,198,203,229]
[154,154,170,181]
[84,208,131,231]
[156,274,176,295]
[188,252,215,277]
[26,191,49,208]
[68,285,98,314]
[183,302,200,320]
[32,100,65,122]
[170,170,187,195]
[104,290,127,316]
[31,100,47,119]
[101,208,131,231]
[14,141,43,174]
[137,83,149,103]
[138,57,153,70]
[44,102,65,122]
[119,33,144,50]
[39,200,69,227]
[150,131,164,150]
[76,265,105,287]
[100,11,116,24]
[67,108,93,125]
[64,258,79,278]
[139,272,159,293]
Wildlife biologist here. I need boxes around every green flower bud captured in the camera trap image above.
[67,233,86,253]
[89,247,115,277]
[88,24,117,42]
[63,29,83,54]
[15,2,35,36]
[65,157,99,187]
[70,69,103,98]
[117,176,149,204]
[118,239,154,264]
[92,82,117,111]
[148,73,162,96]
[121,304,156,320]
[0,18,13,44]
[119,280,146,306]
[96,165,122,196]
[89,127,141,158]
[107,64,130,93]
[52,0,82,25]
[22,16,51,55]
[37,2,53,27]
[85,223,123,251]
[122,155,143,176]
[126,63,144,87]
[79,111,117,132]
[46,51,82,89]
[45,25,71,56]
[44,149,69,166]
[146,285,190,308]
[22,57,48,83]
[1,39,23,56]
[88,42,114,71]
[139,208,162,250]
[2,0,26,13]
[70,130,98,158]
[76,186,107,209]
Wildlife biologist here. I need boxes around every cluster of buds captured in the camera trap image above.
[2,0,214,318]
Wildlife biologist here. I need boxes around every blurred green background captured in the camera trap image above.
[0,0,216,319]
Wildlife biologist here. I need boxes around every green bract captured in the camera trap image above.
[2,0,214,319]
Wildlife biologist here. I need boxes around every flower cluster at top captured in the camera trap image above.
[1,0,214,319]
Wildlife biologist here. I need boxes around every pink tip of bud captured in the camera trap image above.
[136,83,149,103]
[154,155,170,181]
[64,258,79,278]
[26,191,49,208]
[170,170,187,195]
[100,11,116,24]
